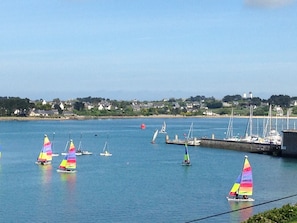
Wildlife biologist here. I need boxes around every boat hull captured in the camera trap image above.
[100,153,112,156]
[61,152,82,156]
[56,169,77,173]
[35,161,51,165]
[226,197,254,202]
[181,162,191,166]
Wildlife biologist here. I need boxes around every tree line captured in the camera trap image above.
[0,94,296,117]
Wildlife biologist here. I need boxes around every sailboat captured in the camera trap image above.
[159,121,167,134]
[225,108,239,141]
[51,132,59,157]
[77,134,92,155]
[35,134,53,165]
[227,155,254,202]
[181,144,191,166]
[100,141,112,156]
[151,129,159,144]
[57,139,77,173]
[61,140,82,156]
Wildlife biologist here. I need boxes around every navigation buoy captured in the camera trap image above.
[140,123,146,129]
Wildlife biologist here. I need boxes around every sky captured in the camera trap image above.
[1,0,297,101]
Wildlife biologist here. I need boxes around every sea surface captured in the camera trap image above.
[0,117,297,223]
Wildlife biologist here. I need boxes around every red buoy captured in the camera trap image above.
[140,123,146,129]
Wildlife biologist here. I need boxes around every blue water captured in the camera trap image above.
[0,117,297,223]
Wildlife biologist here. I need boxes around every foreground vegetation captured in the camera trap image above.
[243,203,297,223]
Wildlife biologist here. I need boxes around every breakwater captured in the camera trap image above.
[166,135,281,156]
[165,135,201,146]
[200,138,281,156]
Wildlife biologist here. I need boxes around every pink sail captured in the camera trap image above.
[227,155,254,201]
[57,140,77,173]
[36,135,52,165]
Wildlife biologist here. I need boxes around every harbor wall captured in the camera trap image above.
[165,135,281,156]
[165,135,201,146]
[200,138,281,156]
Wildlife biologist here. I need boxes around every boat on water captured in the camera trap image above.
[151,129,159,144]
[82,150,93,155]
[100,141,112,156]
[51,132,59,156]
[185,122,201,146]
[35,134,53,165]
[262,105,282,145]
[159,121,167,134]
[226,155,254,202]
[77,134,92,155]
[225,108,240,141]
[181,144,191,166]
[57,139,77,173]
[61,140,82,156]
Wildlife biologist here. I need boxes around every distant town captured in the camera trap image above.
[0,92,297,118]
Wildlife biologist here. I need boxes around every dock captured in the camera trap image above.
[165,135,201,146]
[200,138,281,156]
[165,135,281,156]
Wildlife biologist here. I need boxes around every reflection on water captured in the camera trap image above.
[39,164,52,185]
[59,172,76,183]
[59,173,77,192]
[228,201,253,223]
[59,173,77,211]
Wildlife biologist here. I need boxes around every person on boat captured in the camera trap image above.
[235,192,239,199]
[243,195,248,199]
[184,159,190,164]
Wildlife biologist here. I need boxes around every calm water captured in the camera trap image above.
[0,117,297,223]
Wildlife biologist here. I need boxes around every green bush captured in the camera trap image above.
[243,204,297,223]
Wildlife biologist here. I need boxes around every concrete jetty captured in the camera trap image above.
[165,135,201,146]
[165,135,281,156]
[200,138,281,156]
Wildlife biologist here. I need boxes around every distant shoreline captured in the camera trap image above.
[0,114,296,121]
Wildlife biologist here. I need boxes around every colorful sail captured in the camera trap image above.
[36,135,52,164]
[238,156,253,196]
[229,155,253,197]
[229,174,242,196]
[182,144,191,165]
[58,140,77,172]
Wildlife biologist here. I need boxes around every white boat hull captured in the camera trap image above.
[181,162,191,166]
[61,152,82,156]
[35,161,51,165]
[56,169,77,173]
[52,153,59,157]
[226,197,254,202]
[82,151,92,155]
[100,153,112,156]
